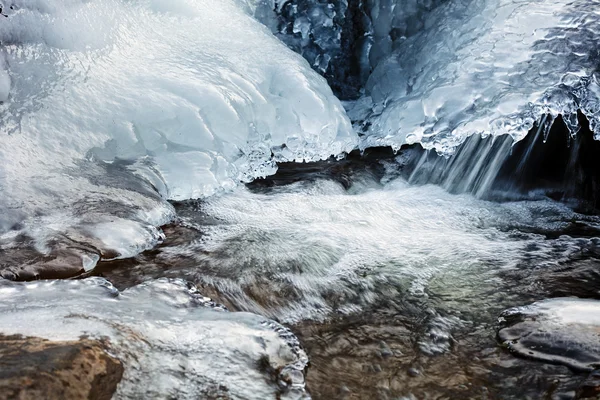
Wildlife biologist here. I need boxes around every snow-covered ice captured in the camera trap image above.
[0,0,355,262]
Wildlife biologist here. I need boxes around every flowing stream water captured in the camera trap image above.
[1,0,600,399]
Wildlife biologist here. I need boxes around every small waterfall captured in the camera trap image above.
[406,134,513,198]
[403,112,600,210]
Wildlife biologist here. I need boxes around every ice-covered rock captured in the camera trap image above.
[498,298,600,371]
[0,277,309,399]
[254,0,600,160]
[362,0,447,70]
[0,0,356,265]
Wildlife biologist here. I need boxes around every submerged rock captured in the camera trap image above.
[0,334,123,400]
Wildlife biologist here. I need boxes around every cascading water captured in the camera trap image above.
[1,0,600,398]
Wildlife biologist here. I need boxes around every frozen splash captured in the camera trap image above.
[0,277,309,399]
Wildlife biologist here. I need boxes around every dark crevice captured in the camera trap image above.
[327,0,371,99]
[251,112,600,212]
[269,0,369,100]
[496,111,600,211]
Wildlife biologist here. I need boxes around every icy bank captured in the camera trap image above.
[0,278,309,399]
[0,0,356,263]
[359,0,600,154]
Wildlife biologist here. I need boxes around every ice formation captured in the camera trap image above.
[254,0,600,157]
[359,0,600,154]
[0,277,309,399]
[498,298,600,371]
[0,0,355,262]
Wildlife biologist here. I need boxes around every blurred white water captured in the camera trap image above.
[182,176,600,323]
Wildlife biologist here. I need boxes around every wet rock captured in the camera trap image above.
[0,334,123,400]
[498,298,600,372]
[0,236,99,281]
[576,370,600,399]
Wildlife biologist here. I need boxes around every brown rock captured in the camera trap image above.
[0,237,98,281]
[0,334,123,400]
[576,370,600,399]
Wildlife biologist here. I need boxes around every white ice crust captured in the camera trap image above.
[0,0,356,259]
[357,0,600,154]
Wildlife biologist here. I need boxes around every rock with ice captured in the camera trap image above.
[0,277,309,399]
[0,0,355,266]
[357,0,600,154]
[498,298,600,371]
